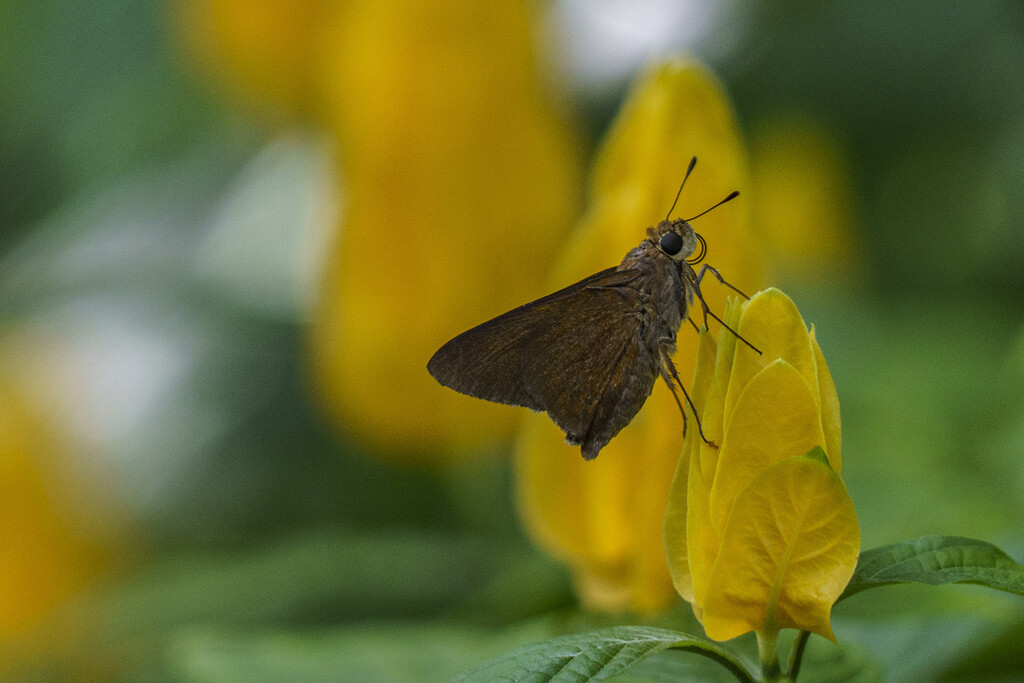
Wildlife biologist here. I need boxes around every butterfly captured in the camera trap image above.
[428,157,757,459]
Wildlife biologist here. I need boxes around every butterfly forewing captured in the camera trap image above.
[427,267,655,457]
[427,267,624,406]
[426,304,544,411]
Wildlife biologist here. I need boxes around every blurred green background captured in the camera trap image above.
[2,1,1024,680]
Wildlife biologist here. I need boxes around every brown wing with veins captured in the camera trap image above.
[427,267,660,459]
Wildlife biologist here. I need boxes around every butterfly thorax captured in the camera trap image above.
[616,227,694,355]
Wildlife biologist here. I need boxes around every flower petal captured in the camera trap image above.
[664,328,718,602]
[680,305,742,608]
[724,289,818,431]
[684,434,720,612]
[700,449,860,642]
[710,296,743,409]
[811,327,842,472]
[515,409,678,613]
[710,359,826,537]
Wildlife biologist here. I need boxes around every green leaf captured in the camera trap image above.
[841,535,1024,601]
[792,634,885,683]
[454,626,755,683]
[613,638,758,683]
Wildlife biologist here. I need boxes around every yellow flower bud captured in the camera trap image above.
[515,58,764,613]
[664,288,859,641]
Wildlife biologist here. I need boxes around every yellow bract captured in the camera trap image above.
[749,115,860,284]
[307,0,583,458]
[515,59,764,613]
[174,0,330,118]
[664,288,859,641]
[0,384,109,649]
[177,0,583,458]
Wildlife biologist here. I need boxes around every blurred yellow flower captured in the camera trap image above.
[0,384,109,649]
[174,0,330,118]
[309,0,582,458]
[664,288,859,642]
[515,58,765,613]
[175,0,583,458]
[749,114,860,284]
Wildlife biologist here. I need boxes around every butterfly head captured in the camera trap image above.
[649,220,706,265]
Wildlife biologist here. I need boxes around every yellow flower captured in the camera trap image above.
[749,114,861,284]
[0,384,110,647]
[664,288,859,642]
[176,0,584,459]
[515,58,765,613]
[307,0,582,459]
[174,0,330,118]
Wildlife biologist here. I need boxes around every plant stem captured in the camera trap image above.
[756,630,794,682]
[667,643,757,683]
[787,630,811,680]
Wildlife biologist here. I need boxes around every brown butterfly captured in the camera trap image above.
[428,157,757,459]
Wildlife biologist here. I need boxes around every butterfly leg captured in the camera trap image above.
[695,264,751,299]
[690,267,761,355]
[659,347,717,448]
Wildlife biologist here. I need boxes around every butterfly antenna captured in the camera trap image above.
[666,156,698,220]
[684,190,739,222]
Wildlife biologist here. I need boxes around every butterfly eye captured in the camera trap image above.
[659,231,684,256]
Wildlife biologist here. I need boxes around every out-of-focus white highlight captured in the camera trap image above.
[196,135,338,320]
[548,0,734,89]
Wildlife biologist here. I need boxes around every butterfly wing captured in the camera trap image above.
[428,267,660,458]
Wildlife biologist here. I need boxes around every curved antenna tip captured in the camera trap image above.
[666,156,701,220]
[684,190,741,222]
